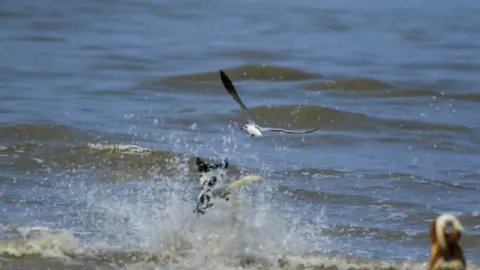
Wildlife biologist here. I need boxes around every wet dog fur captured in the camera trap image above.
[429,214,466,270]
[193,157,230,216]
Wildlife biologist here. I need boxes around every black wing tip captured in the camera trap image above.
[219,70,228,80]
[219,70,234,88]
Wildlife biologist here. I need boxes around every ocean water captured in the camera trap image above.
[1,0,479,269]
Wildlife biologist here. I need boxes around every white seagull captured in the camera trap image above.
[219,70,321,137]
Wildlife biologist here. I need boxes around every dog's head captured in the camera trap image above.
[193,157,229,216]
[429,215,466,270]
[431,223,463,247]
[195,157,229,188]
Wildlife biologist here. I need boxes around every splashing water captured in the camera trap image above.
[0,129,468,270]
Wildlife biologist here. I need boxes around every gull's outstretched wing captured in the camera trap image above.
[219,70,253,123]
[259,126,320,134]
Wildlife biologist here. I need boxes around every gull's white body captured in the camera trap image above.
[245,124,263,137]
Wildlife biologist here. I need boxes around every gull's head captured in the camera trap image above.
[242,124,262,137]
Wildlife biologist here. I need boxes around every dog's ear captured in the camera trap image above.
[196,158,209,173]
[456,230,462,241]
[214,158,229,170]
[446,231,461,243]
[223,159,229,169]
[430,222,437,243]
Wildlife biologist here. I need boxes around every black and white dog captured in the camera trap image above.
[193,157,230,216]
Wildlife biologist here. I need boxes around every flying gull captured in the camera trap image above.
[219,70,320,137]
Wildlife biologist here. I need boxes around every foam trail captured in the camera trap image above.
[87,143,153,155]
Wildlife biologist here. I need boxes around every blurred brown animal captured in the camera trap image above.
[428,214,466,270]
